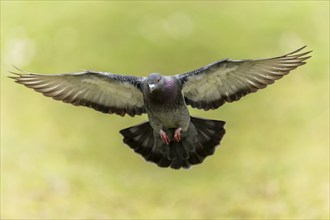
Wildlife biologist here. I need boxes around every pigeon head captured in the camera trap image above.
[147,73,163,93]
[144,73,179,104]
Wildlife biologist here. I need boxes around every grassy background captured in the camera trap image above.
[1,1,329,219]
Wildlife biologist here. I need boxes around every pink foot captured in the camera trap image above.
[174,127,182,142]
[160,129,170,145]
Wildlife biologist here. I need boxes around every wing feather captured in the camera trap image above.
[10,70,146,116]
[177,46,311,110]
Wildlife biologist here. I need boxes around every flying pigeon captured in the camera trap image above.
[10,46,311,169]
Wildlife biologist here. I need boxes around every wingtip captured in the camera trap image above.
[8,71,21,76]
[284,46,313,62]
[11,65,27,73]
[8,66,38,79]
[7,74,23,84]
[286,45,308,55]
[7,75,19,80]
[8,65,30,78]
[300,55,312,61]
[7,70,25,81]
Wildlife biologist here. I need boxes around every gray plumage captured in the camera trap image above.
[10,46,311,169]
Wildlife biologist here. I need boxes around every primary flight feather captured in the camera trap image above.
[10,46,311,169]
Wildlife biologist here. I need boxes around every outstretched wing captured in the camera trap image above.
[10,69,146,116]
[177,46,311,110]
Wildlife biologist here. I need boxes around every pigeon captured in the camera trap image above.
[10,46,311,169]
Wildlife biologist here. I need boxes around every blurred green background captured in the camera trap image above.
[1,1,329,219]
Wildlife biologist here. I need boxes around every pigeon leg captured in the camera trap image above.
[160,129,170,145]
[174,127,182,142]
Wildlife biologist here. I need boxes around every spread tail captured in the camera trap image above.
[119,117,226,169]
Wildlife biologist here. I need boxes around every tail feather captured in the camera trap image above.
[119,116,226,169]
[158,157,171,168]
[170,141,189,160]
[188,151,204,165]
[120,121,154,157]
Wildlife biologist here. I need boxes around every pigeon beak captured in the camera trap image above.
[149,83,156,92]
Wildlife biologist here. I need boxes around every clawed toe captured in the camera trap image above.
[174,127,182,142]
[160,129,170,145]
[160,127,182,144]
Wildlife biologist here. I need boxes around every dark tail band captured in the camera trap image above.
[120,117,226,169]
